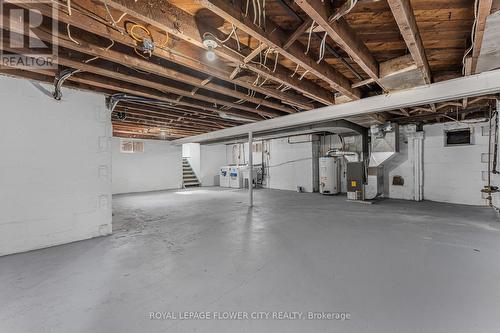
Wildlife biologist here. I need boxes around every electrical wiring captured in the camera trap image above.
[262,0,266,28]
[462,0,479,74]
[66,1,128,36]
[252,74,261,86]
[203,24,241,52]
[67,0,72,15]
[129,24,151,42]
[65,0,82,45]
[317,31,328,63]
[299,70,309,80]
[263,46,273,67]
[244,0,265,28]
[104,2,127,27]
[244,0,250,17]
[126,23,170,59]
[290,64,300,78]
[232,27,241,52]
[252,0,257,24]
[272,51,279,72]
[83,39,115,64]
[66,24,80,45]
[329,0,358,22]
[305,20,316,55]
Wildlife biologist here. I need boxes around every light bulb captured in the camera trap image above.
[206,48,216,61]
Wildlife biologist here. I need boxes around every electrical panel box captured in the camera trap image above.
[347,162,365,200]
[319,156,340,195]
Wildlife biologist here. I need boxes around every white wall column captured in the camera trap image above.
[410,131,425,201]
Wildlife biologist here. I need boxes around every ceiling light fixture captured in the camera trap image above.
[202,34,218,61]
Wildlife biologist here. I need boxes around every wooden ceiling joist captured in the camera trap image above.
[0,0,490,139]
[471,0,494,74]
[99,0,337,105]
[113,106,234,129]
[386,0,432,84]
[294,0,380,84]
[17,0,307,112]
[283,18,312,51]
[0,16,282,119]
[199,0,360,101]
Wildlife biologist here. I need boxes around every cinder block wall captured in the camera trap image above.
[112,138,182,194]
[0,76,112,256]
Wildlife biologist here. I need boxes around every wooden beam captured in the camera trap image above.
[368,113,389,124]
[378,54,425,91]
[386,0,432,84]
[294,0,380,84]
[0,16,282,118]
[243,43,268,63]
[199,0,360,101]
[114,106,235,128]
[471,0,493,74]
[100,0,336,105]
[174,69,500,144]
[17,1,307,112]
[283,18,312,50]
[112,113,224,131]
[399,108,410,117]
[117,101,239,125]
[351,78,375,89]
[2,51,259,121]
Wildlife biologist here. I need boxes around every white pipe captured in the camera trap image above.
[174,69,500,144]
[249,131,253,207]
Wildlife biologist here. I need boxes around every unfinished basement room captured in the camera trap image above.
[2,0,500,332]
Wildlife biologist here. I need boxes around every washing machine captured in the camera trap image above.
[229,166,243,188]
[219,166,230,187]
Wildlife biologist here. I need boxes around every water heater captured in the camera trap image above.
[319,156,340,195]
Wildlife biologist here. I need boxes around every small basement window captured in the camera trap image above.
[121,139,144,153]
[445,129,471,146]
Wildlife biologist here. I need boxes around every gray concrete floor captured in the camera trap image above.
[1,188,500,333]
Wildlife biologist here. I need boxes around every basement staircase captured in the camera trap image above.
[183,158,200,188]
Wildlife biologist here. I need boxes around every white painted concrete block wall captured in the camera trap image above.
[199,144,226,186]
[385,123,490,205]
[384,127,418,201]
[0,76,112,256]
[112,138,182,194]
[423,122,489,205]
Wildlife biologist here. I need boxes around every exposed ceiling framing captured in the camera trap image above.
[0,0,498,139]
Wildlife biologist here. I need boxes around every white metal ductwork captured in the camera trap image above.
[365,122,400,200]
[369,122,400,167]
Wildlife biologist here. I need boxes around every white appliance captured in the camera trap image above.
[240,165,258,188]
[319,156,340,195]
[229,166,243,188]
[219,166,230,187]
